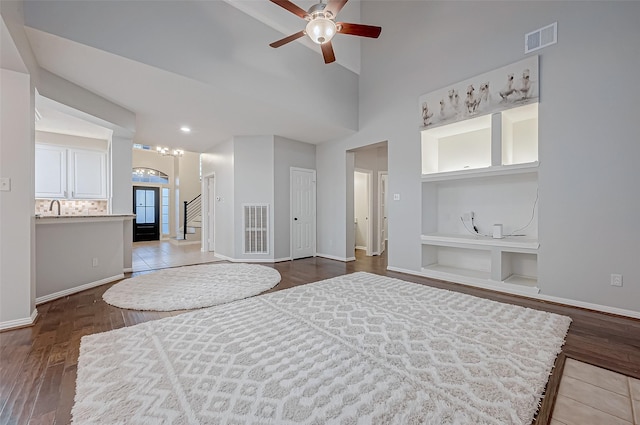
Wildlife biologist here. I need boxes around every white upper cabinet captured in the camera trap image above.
[35,144,107,199]
[69,149,107,199]
[35,145,67,198]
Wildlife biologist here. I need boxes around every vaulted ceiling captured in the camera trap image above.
[21,0,372,152]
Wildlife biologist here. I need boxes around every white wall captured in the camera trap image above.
[201,139,235,258]
[0,4,38,329]
[178,151,202,233]
[0,68,36,328]
[317,1,640,314]
[273,136,315,260]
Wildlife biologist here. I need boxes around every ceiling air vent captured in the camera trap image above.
[525,22,557,54]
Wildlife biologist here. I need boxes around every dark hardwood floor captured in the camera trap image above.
[1,249,639,424]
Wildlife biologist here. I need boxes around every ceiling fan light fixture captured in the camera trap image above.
[306,17,336,44]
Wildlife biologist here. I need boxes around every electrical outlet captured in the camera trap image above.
[92,258,99,267]
[610,274,623,287]
[0,177,10,192]
[393,194,400,201]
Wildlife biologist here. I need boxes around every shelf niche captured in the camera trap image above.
[420,102,539,294]
[421,103,538,176]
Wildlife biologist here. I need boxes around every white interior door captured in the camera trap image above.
[379,172,388,254]
[291,168,316,260]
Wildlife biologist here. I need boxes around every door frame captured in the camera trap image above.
[290,167,317,260]
[378,171,388,255]
[201,173,216,253]
[354,168,374,256]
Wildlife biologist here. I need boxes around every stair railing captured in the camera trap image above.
[183,194,201,240]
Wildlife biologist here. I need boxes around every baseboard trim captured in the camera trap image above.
[316,253,356,262]
[273,257,292,263]
[123,267,133,273]
[212,254,291,263]
[35,274,125,305]
[0,308,38,331]
[386,266,640,320]
[355,246,366,251]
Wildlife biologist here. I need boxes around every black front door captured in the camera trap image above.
[133,186,160,242]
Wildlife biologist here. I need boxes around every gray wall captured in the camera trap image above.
[35,220,124,299]
[274,136,316,260]
[316,1,640,313]
[233,136,274,260]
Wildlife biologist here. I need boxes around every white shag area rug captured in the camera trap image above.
[75,272,571,424]
[102,263,281,311]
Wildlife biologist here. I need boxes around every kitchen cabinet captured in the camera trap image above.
[69,149,107,199]
[35,144,67,198]
[36,144,107,199]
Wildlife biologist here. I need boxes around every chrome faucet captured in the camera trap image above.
[49,199,61,216]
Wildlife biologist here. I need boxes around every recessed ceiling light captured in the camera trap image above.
[180,126,191,133]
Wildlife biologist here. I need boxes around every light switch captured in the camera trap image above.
[393,193,400,201]
[0,177,10,192]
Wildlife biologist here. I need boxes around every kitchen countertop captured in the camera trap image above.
[35,214,135,224]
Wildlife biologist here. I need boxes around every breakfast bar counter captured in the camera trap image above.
[35,214,135,304]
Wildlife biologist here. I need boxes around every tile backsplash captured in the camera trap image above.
[35,199,108,216]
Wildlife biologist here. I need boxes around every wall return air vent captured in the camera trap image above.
[525,22,557,54]
[243,204,269,254]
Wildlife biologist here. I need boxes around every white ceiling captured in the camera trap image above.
[20,0,373,153]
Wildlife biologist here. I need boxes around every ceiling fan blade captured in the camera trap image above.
[321,41,336,64]
[269,0,308,19]
[337,22,382,38]
[269,30,306,48]
[324,0,348,18]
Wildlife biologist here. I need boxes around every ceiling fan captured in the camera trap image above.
[268,0,382,64]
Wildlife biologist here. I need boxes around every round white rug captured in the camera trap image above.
[102,263,281,311]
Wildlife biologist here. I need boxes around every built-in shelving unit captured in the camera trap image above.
[420,103,539,295]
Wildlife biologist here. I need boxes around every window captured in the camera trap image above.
[132,168,169,184]
[162,188,169,235]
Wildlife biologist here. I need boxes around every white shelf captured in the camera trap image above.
[422,264,491,281]
[421,161,538,183]
[420,266,540,295]
[504,274,538,288]
[420,102,539,297]
[421,233,538,251]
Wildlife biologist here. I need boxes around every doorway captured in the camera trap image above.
[354,170,372,255]
[133,186,160,241]
[290,167,316,260]
[347,141,388,259]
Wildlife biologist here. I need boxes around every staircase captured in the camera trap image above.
[173,194,202,244]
